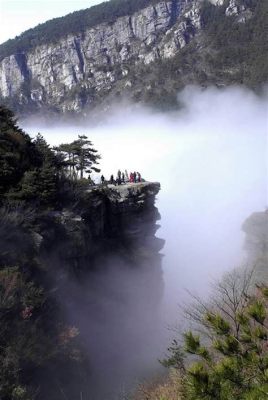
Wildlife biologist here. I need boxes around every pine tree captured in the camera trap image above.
[174,285,268,399]
[57,135,101,180]
[0,106,38,198]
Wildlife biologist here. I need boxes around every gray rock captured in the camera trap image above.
[0,0,252,113]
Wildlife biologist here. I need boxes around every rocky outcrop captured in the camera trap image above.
[0,0,199,112]
[48,182,163,268]
[41,181,164,399]
[225,0,253,22]
[1,181,164,399]
[0,0,253,114]
[242,210,268,282]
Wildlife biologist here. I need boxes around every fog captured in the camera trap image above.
[23,86,268,397]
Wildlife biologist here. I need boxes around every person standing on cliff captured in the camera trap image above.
[117,170,121,181]
[110,174,114,184]
[137,172,141,182]
[101,175,105,184]
[122,172,125,184]
[133,171,137,183]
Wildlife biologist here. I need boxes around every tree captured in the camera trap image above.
[165,269,268,400]
[57,135,101,180]
[0,106,39,198]
[8,134,60,206]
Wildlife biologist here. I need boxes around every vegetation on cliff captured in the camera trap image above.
[199,0,268,87]
[0,107,102,399]
[135,268,268,400]
[0,107,163,399]
[0,0,267,115]
[137,0,268,111]
[0,0,162,61]
[0,106,100,207]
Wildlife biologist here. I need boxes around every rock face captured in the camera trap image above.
[0,178,163,399]
[0,0,197,112]
[37,181,164,399]
[242,210,268,282]
[0,0,253,114]
[54,182,163,266]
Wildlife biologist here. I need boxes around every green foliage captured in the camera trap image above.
[0,108,101,207]
[0,109,102,398]
[56,134,101,180]
[205,313,231,335]
[248,300,266,324]
[0,106,39,198]
[165,283,268,400]
[184,331,200,354]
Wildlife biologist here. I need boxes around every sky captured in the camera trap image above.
[0,0,104,44]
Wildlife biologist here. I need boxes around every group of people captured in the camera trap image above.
[100,170,142,185]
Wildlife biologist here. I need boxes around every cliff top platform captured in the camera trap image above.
[86,181,160,195]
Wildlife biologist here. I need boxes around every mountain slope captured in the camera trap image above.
[0,0,266,115]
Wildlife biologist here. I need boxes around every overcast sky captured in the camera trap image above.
[0,0,104,44]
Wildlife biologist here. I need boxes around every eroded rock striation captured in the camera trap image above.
[0,0,255,114]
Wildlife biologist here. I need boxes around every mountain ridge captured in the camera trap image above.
[0,0,266,115]
[0,0,164,60]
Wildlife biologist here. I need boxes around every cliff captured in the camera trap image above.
[46,181,163,271]
[0,181,164,400]
[0,0,262,115]
[242,210,268,282]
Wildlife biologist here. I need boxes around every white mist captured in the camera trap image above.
[23,86,268,378]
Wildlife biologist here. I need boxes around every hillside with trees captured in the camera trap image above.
[0,0,162,61]
[0,107,102,399]
[0,0,267,115]
[0,106,164,400]
[133,267,268,400]
[0,106,100,207]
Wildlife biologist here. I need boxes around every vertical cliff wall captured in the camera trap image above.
[34,182,164,400]
[0,0,254,114]
[242,210,268,282]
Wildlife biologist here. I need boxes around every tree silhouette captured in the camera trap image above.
[57,135,101,180]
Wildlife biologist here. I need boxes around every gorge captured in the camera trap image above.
[0,0,267,398]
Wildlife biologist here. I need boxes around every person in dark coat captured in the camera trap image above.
[110,174,114,184]
[137,172,141,182]
[133,171,137,183]
[101,175,105,184]
[122,172,125,183]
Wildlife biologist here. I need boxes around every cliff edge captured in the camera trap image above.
[0,177,164,399]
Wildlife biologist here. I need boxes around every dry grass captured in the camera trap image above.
[132,369,183,400]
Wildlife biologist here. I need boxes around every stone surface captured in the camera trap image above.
[0,0,199,112]
[242,210,268,282]
[0,180,164,398]
[0,0,252,114]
